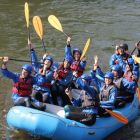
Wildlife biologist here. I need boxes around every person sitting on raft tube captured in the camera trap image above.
[51,55,73,106]
[111,65,136,107]
[90,59,117,117]
[29,41,54,104]
[64,74,99,125]
[65,37,87,88]
[109,44,130,70]
[1,57,46,111]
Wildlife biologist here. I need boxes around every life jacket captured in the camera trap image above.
[123,70,137,91]
[113,77,126,96]
[71,61,85,77]
[12,75,32,96]
[81,86,99,108]
[38,68,51,88]
[53,67,70,80]
[100,84,116,101]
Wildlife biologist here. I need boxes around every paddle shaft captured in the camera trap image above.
[42,39,46,53]
[1,57,43,64]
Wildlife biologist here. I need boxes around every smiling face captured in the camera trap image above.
[64,60,70,69]
[74,51,81,61]
[21,69,29,78]
[44,59,51,68]
[104,78,112,86]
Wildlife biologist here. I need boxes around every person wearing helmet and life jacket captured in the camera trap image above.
[111,65,136,107]
[109,44,130,70]
[51,55,73,106]
[92,56,118,117]
[1,57,47,111]
[29,41,53,104]
[64,74,99,125]
[65,37,87,88]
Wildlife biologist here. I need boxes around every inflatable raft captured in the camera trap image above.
[6,93,139,140]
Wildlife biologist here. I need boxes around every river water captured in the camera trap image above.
[0,0,140,139]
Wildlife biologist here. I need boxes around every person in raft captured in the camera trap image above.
[64,74,99,125]
[111,64,136,107]
[51,55,73,106]
[65,37,87,88]
[29,41,54,104]
[1,57,47,111]
[109,44,130,70]
[91,57,118,117]
[117,57,139,102]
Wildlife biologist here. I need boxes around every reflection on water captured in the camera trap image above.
[0,0,140,139]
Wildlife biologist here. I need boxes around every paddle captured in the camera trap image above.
[0,57,43,64]
[67,38,90,90]
[48,15,77,48]
[33,16,46,53]
[105,108,128,124]
[25,2,32,63]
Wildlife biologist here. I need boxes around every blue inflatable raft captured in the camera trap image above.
[6,94,139,140]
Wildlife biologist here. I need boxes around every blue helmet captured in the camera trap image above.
[104,72,114,79]
[111,65,122,75]
[64,55,73,64]
[73,48,82,55]
[22,64,33,75]
[81,74,92,85]
[44,56,54,65]
[126,58,134,65]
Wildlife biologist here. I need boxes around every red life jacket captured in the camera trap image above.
[38,68,51,88]
[53,67,70,80]
[12,75,32,96]
[123,70,137,91]
[71,61,85,77]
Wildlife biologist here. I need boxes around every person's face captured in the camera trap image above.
[21,69,29,78]
[82,78,87,84]
[44,59,51,68]
[64,60,70,68]
[118,48,124,55]
[112,70,118,77]
[74,51,81,61]
[126,64,132,71]
[105,78,112,86]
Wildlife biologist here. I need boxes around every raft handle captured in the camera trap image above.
[87,131,95,135]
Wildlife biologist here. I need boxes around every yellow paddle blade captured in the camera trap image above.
[48,15,63,32]
[80,38,90,60]
[33,16,43,40]
[0,57,3,59]
[134,56,140,64]
[137,87,140,102]
[24,2,29,28]
[105,109,128,124]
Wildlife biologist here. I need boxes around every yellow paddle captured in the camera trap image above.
[33,16,46,53]
[48,15,77,48]
[24,2,32,63]
[105,109,128,124]
[67,38,90,90]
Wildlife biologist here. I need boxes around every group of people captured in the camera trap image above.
[1,37,140,126]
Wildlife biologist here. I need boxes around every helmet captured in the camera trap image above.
[44,56,54,64]
[119,44,128,51]
[22,64,33,75]
[73,48,82,56]
[64,55,73,64]
[111,65,122,75]
[126,58,134,65]
[104,72,114,79]
[81,74,92,85]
